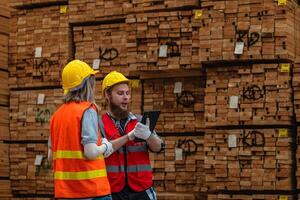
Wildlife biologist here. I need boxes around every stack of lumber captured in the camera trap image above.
[9,143,53,195]
[150,136,205,194]
[205,63,293,127]
[9,6,70,89]
[204,128,293,191]
[198,0,300,62]
[144,77,205,133]
[126,10,200,71]
[0,0,11,198]
[73,23,129,76]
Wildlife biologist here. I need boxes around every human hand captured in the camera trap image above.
[101,138,113,157]
[133,120,151,140]
[127,130,135,141]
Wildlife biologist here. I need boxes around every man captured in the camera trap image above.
[99,71,164,200]
[48,60,113,200]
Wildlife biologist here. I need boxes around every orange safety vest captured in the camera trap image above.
[102,113,153,193]
[50,102,111,198]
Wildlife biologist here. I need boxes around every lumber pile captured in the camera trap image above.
[198,0,300,62]
[205,63,293,127]
[150,136,205,193]
[143,77,204,133]
[9,82,141,142]
[73,23,129,76]
[0,0,11,198]
[69,0,200,23]
[204,128,293,191]
[9,0,68,8]
[9,143,53,195]
[293,62,300,122]
[207,194,293,200]
[126,10,200,71]
[9,89,63,141]
[9,6,70,89]
[124,0,199,13]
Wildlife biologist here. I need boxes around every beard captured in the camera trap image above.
[109,100,129,120]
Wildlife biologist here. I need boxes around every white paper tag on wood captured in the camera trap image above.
[229,96,239,108]
[228,135,237,148]
[35,155,43,166]
[37,93,45,105]
[35,47,42,58]
[175,148,183,161]
[234,42,244,55]
[174,82,182,94]
[92,59,100,70]
[159,45,168,58]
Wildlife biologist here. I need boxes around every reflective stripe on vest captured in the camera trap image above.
[102,113,153,192]
[53,150,104,160]
[114,145,148,154]
[55,169,107,180]
[51,102,111,198]
[106,164,151,173]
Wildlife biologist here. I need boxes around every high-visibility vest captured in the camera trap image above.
[102,113,153,193]
[50,102,111,198]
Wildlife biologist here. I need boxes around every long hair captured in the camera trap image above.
[63,76,96,104]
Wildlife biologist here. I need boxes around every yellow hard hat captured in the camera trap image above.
[102,71,129,96]
[62,60,98,95]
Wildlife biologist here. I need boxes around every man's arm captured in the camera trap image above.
[146,132,164,152]
[109,134,132,152]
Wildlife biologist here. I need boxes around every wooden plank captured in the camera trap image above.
[0,180,11,198]
[0,143,9,177]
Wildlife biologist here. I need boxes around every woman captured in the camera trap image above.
[48,60,113,200]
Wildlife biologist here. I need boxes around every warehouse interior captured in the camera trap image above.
[1,0,300,199]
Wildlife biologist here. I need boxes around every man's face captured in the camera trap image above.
[107,83,130,112]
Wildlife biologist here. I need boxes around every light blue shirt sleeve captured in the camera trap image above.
[81,108,99,145]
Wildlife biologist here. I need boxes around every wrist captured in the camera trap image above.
[103,143,108,153]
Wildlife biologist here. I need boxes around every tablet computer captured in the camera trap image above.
[141,110,160,132]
